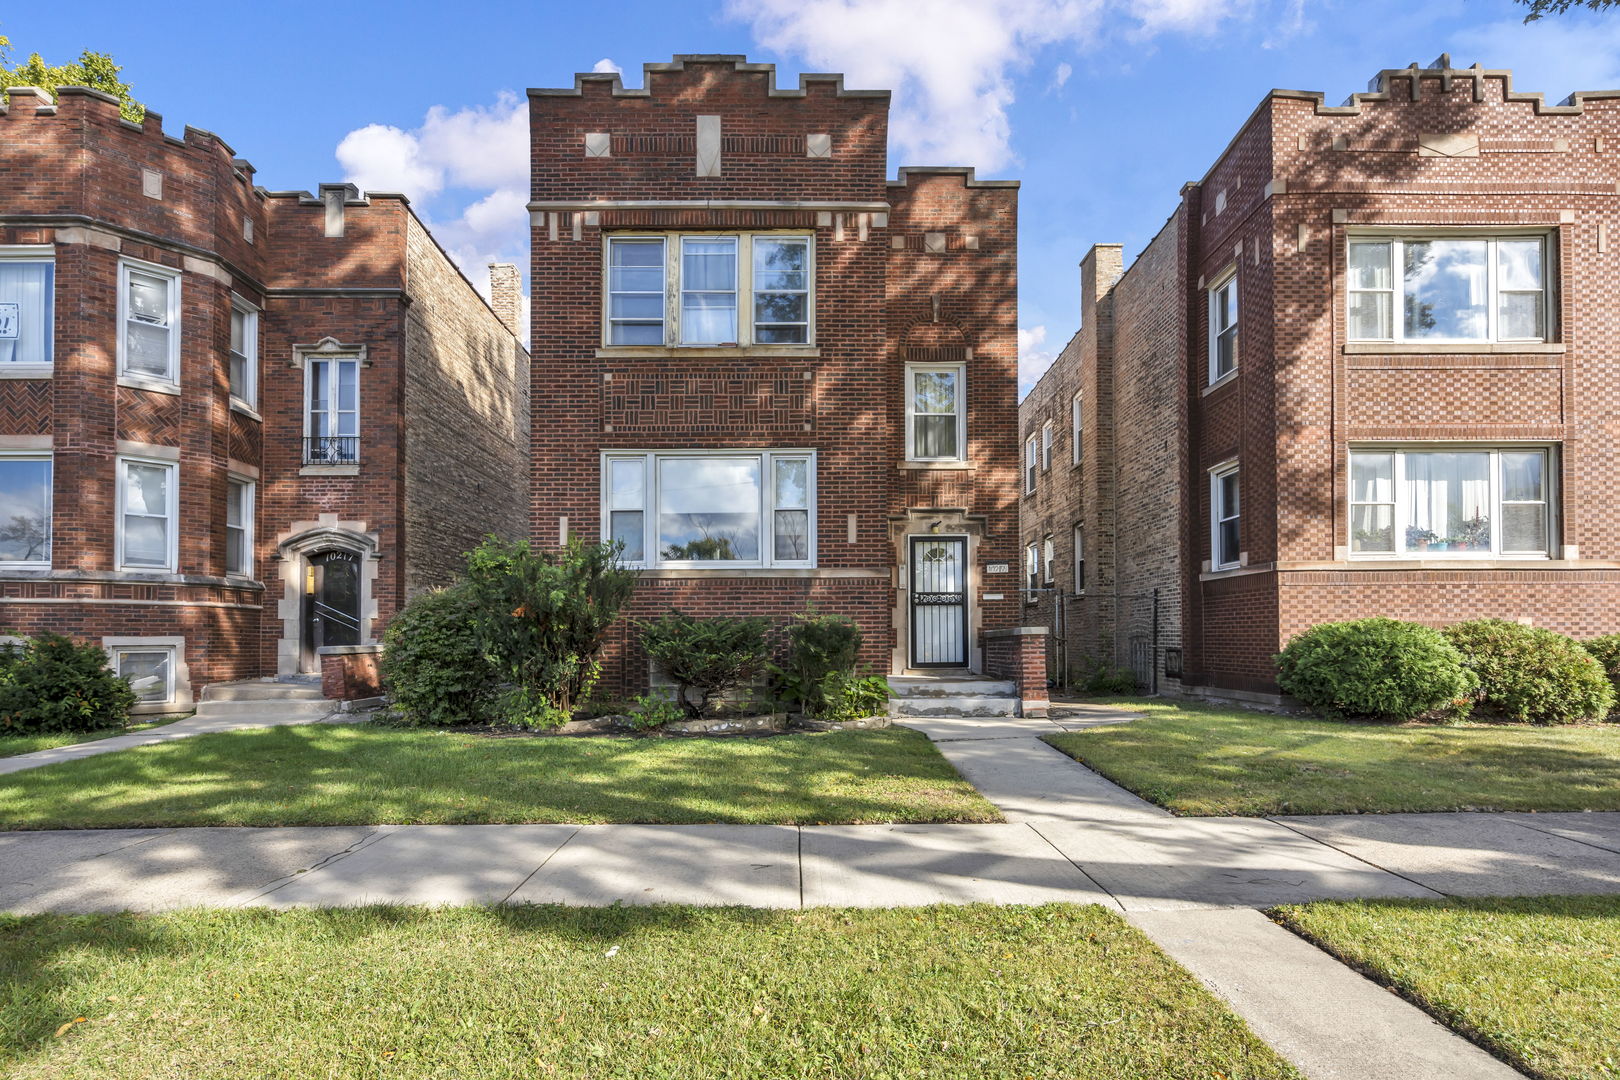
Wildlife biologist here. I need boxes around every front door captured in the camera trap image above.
[909,535,968,668]
[301,550,362,672]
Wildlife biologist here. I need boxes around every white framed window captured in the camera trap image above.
[113,645,175,705]
[1210,463,1240,571]
[1041,421,1053,471]
[0,453,51,568]
[1208,269,1238,383]
[226,477,253,577]
[602,450,815,569]
[229,297,258,407]
[1071,392,1082,465]
[1024,435,1038,494]
[305,356,360,464]
[1042,534,1054,584]
[118,260,182,387]
[1025,540,1040,594]
[1349,446,1554,558]
[1073,523,1085,594]
[0,246,54,371]
[1347,235,1550,344]
[604,232,815,347]
[117,457,177,572]
[905,364,965,461]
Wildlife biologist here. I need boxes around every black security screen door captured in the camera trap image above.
[910,536,968,668]
[301,550,362,671]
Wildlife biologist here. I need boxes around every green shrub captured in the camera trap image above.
[780,610,863,716]
[464,536,638,729]
[820,672,892,722]
[640,612,772,718]
[1071,657,1140,695]
[380,586,496,726]
[1582,634,1620,701]
[1444,619,1614,724]
[0,632,137,733]
[1276,618,1476,722]
[626,693,684,731]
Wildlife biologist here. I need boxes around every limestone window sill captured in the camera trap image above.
[595,345,820,359]
[117,374,181,396]
[300,464,360,477]
[1342,342,1565,355]
[229,399,262,422]
[1200,370,1239,397]
[0,364,53,380]
[899,460,973,471]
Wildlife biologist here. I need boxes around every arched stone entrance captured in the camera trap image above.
[275,519,381,675]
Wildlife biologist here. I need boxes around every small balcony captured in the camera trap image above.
[303,436,359,466]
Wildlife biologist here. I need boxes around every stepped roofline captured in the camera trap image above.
[529,54,890,100]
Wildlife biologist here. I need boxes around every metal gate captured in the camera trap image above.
[909,535,968,667]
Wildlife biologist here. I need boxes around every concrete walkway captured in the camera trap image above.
[0,708,350,777]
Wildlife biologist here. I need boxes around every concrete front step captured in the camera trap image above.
[192,699,335,719]
[202,680,328,703]
[889,695,1019,718]
[887,676,1017,698]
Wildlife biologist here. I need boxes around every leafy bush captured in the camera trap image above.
[380,586,496,726]
[626,693,684,731]
[1276,618,1476,722]
[640,612,772,718]
[1582,634,1620,702]
[780,610,863,717]
[0,632,137,733]
[820,673,892,723]
[464,536,637,729]
[1444,619,1614,724]
[1071,657,1140,696]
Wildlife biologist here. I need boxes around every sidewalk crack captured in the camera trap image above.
[499,826,583,906]
[1026,822,1124,911]
[1264,817,1451,898]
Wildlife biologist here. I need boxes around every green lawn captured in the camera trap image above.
[1044,698,1620,815]
[0,903,1299,1080]
[0,723,1001,829]
[0,718,184,759]
[1274,896,1620,1080]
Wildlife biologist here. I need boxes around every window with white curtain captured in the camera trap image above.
[1349,447,1552,557]
[1042,534,1054,584]
[0,248,54,369]
[681,236,738,344]
[118,457,176,572]
[1025,541,1040,594]
[603,450,814,568]
[1211,463,1240,570]
[605,233,814,347]
[119,261,181,385]
[906,364,964,461]
[1347,236,1549,343]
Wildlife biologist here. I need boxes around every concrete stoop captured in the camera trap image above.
[888,675,1020,718]
[194,680,335,722]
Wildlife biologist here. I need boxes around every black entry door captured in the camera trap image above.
[301,550,362,671]
[910,536,968,668]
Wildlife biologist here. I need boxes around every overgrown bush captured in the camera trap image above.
[820,672,892,722]
[1444,619,1614,724]
[1072,657,1140,696]
[1276,618,1476,722]
[0,632,137,733]
[1582,634,1620,702]
[780,610,863,717]
[639,612,772,718]
[626,693,684,731]
[464,536,637,729]
[380,585,496,726]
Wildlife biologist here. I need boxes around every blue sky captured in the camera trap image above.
[6,0,1619,395]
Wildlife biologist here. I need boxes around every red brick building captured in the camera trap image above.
[0,84,528,710]
[1021,55,1620,701]
[528,56,1028,700]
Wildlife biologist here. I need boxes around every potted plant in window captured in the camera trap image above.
[1454,513,1491,552]
[1406,526,1438,553]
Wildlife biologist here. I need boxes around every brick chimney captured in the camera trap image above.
[488,263,521,337]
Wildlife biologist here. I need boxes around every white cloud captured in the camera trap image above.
[1018,325,1058,397]
[1049,61,1074,91]
[728,0,1249,171]
[593,57,623,74]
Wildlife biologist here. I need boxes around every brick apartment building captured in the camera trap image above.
[0,85,528,710]
[1021,55,1620,701]
[527,56,1030,699]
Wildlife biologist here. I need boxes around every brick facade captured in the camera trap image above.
[1022,56,1620,699]
[0,85,528,705]
[528,56,1021,694]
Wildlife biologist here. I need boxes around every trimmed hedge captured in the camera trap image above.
[0,632,138,733]
[1276,618,1476,722]
[1444,619,1614,725]
[1583,634,1620,701]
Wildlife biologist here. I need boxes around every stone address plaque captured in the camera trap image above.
[985,563,1009,574]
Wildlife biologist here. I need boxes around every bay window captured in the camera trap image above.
[118,457,177,572]
[603,450,815,568]
[605,233,814,347]
[1347,235,1549,343]
[119,260,181,386]
[0,454,51,567]
[0,247,53,370]
[905,364,964,461]
[1349,447,1553,558]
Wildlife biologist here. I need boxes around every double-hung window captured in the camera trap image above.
[306,356,360,465]
[1041,422,1053,471]
[0,454,51,568]
[0,247,54,371]
[1071,392,1083,465]
[905,364,964,461]
[229,298,258,407]
[119,261,181,387]
[1347,235,1550,343]
[118,457,177,572]
[606,233,814,347]
[1210,463,1240,570]
[1024,435,1038,494]
[1025,541,1040,594]
[226,478,253,577]
[1349,447,1553,558]
[603,450,815,568]
[1208,270,1237,382]
[1042,534,1054,585]
[1073,524,1085,593]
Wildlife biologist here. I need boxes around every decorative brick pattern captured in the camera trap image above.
[602,368,813,434]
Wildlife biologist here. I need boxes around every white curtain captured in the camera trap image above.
[1402,453,1490,540]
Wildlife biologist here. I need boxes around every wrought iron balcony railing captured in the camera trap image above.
[303,436,359,466]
